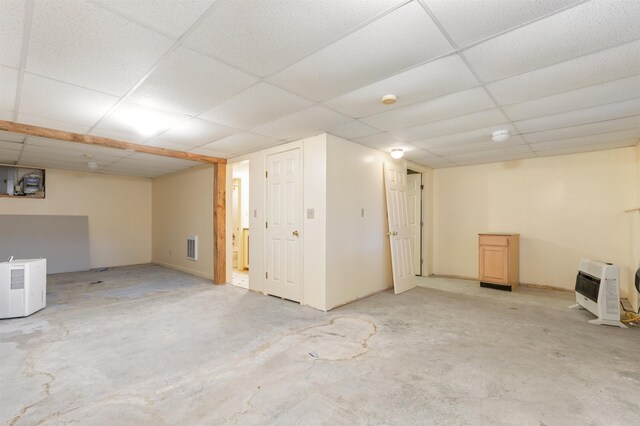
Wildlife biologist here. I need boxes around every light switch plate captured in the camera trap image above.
[307,208,314,219]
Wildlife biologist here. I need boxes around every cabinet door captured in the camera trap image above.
[480,245,509,284]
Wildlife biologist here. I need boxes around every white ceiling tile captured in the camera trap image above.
[120,152,201,168]
[195,132,280,156]
[184,0,403,77]
[93,100,191,142]
[391,108,509,141]
[322,54,478,118]
[0,140,22,151]
[351,132,408,150]
[404,149,449,164]
[0,110,14,120]
[268,1,453,101]
[27,0,173,96]
[147,118,239,149]
[428,135,527,156]
[252,106,351,141]
[189,146,235,159]
[17,113,91,134]
[0,139,23,159]
[129,47,257,115]
[451,152,537,166]
[0,66,19,112]
[94,0,215,39]
[463,0,640,82]
[199,83,313,130]
[0,147,21,164]
[514,98,640,134]
[0,131,25,143]
[533,139,637,157]
[19,73,119,126]
[18,148,120,171]
[523,116,640,143]
[503,75,640,121]
[89,128,148,144]
[486,40,640,105]
[99,167,162,178]
[361,87,494,131]
[0,0,27,68]
[527,128,640,151]
[426,0,580,48]
[25,136,131,158]
[444,144,534,163]
[327,120,380,140]
[412,124,519,149]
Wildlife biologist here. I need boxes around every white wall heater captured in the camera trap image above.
[0,259,47,319]
[571,258,625,328]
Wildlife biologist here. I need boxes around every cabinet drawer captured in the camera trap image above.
[479,235,509,247]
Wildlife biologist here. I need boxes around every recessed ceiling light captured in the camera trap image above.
[87,161,98,170]
[390,148,404,159]
[492,129,510,142]
[381,94,397,105]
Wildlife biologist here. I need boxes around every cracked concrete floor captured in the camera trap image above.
[1,264,639,425]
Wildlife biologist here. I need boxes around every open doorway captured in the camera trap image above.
[231,161,250,289]
[407,169,422,276]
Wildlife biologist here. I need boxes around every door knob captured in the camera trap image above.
[292,230,299,237]
[387,232,392,236]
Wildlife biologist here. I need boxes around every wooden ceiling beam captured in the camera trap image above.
[0,120,226,164]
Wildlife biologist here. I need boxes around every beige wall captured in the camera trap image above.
[325,134,392,309]
[0,168,152,268]
[630,143,640,311]
[433,147,636,295]
[152,165,214,279]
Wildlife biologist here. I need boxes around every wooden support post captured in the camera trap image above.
[214,163,226,284]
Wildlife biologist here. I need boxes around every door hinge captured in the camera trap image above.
[420,184,424,190]
[265,272,268,279]
[265,221,268,229]
[265,171,268,178]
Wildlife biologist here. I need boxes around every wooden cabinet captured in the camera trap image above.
[479,233,519,291]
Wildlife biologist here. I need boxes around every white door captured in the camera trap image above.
[266,149,302,302]
[384,161,416,294]
[407,173,422,276]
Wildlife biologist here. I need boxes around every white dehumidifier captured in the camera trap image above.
[0,259,47,319]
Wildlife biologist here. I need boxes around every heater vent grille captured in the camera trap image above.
[11,268,25,290]
[187,235,198,261]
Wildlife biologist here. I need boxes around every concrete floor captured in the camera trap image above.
[1,264,638,425]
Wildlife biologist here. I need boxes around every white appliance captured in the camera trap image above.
[0,259,47,319]
[571,259,625,328]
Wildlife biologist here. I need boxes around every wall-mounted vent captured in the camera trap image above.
[11,268,25,290]
[187,235,198,261]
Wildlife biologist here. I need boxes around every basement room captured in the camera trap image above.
[1,0,639,424]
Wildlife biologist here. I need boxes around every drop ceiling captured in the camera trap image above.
[0,0,639,177]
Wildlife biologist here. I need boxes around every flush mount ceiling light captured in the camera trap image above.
[492,129,510,142]
[87,161,98,170]
[381,94,397,105]
[390,148,404,159]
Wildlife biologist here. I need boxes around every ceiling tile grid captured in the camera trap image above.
[198,83,314,130]
[26,0,175,96]
[0,0,27,68]
[0,0,638,176]
[128,46,257,116]
[182,0,405,77]
[461,0,640,82]
[267,1,454,101]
